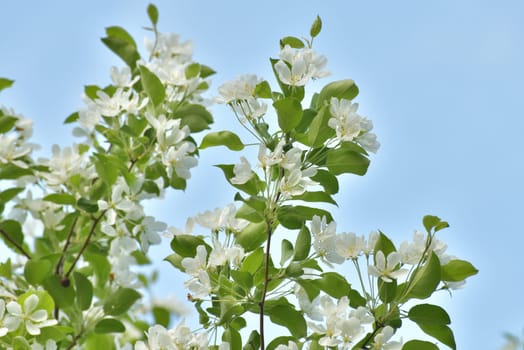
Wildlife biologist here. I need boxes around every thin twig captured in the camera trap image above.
[64,213,104,278]
[259,221,273,350]
[55,216,79,275]
[0,228,31,259]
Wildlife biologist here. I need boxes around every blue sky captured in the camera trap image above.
[1,1,523,348]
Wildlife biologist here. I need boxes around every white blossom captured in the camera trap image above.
[230,156,253,185]
[274,45,329,86]
[4,294,57,335]
[368,251,407,283]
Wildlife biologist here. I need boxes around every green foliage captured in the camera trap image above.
[200,131,244,151]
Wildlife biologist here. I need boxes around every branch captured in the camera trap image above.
[0,228,31,259]
[64,213,104,278]
[55,216,79,275]
[259,221,273,350]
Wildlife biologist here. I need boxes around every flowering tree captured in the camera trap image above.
[0,4,477,350]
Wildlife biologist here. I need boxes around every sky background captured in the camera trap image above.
[1,1,523,349]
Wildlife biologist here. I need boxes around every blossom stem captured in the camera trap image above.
[0,228,31,259]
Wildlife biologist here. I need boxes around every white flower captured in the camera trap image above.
[279,166,318,199]
[340,317,364,347]
[372,326,403,350]
[31,339,57,350]
[230,156,253,185]
[193,204,248,233]
[295,284,322,321]
[217,74,261,103]
[368,251,407,283]
[0,299,9,337]
[4,294,57,335]
[231,97,267,121]
[182,245,208,277]
[135,324,176,350]
[161,142,198,179]
[38,144,95,187]
[208,237,245,269]
[274,45,329,86]
[311,216,344,265]
[258,139,286,168]
[0,133,32,168]
[144,114,190,152]
[110,66,139,88]
[132,216,167,252]
[98,178,143,225]
[275,341,299,350]
[93,88,147,117]
[185,270,212,299]
[328,97,380,153]
[335,232,366,260]
[145,33,193,62]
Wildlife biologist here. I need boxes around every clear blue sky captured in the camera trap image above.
[1,1,523,348]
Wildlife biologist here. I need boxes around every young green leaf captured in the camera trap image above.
[402,340,439,350]
[74,272,94,310]
[103,288,141,316]
[94,318,126,333]
[293,225,311,261]
[273,97,302,132]
[139,65,165,107]
[147,3,159,26]
[441,259,478,282]
[310,15,322,38]
[0,77,14,93]
[315,79,359,109]
[200,131,244,151]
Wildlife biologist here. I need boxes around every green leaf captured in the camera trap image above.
[293,225,311,261]
[255,80,272,98]
[0,259,12,278]
[274,97,302,132]
[153,306,170,327]
[277,205,333,229]
[423,215,449,233]
[280,36,305,49]
[418,324,456,350]
[139,65,165,107]
[222,328,242,350]
[236,221,267,251]
[280,239,294,265]
[43,193,76,205]
[200,131,244,151]
[243,330,261,350]
[311,169,339,194]
[13,336,31,350]
[241,247,264,275]
[310,15,322,38]
[95,318,126,333]
[230,270,253,290]
[77,198,99,213]
[43,275,75,309]
[105,26,137,49]
[441,259,478,282]
[147,3,159,25]
[316,79,359,109]
[0,115,17,133]
[326,144,370,176]
[378,278,397,303]
[408,304,450,325]
[375,231,397,256]
[199,65,216,78]
[0,220,25,254]
[74,272,93,310]
[0,163,32,180]
[292,191,337,205]
[170,234,210,258]
[306,106,334,147]
[24,259,52,285]
[405,252,441,300]
[84,334,116,350]
[101,28,141,70]
[267,304,307,338]
[0,187,24,203]
[313,272,351,298]
[103,288,141,316]
[0,77,14,93]
[402,340,439,350]
[175,104,213,132]
[93,153,125,186]
[64,111,80,124]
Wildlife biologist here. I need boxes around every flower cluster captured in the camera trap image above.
[274,45,329,86]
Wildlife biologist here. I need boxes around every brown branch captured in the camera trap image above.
[55,216,79,275]
[259,221,273,350]
[64,213,104,278]
[0,228,31,259]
